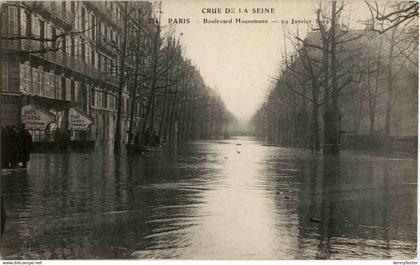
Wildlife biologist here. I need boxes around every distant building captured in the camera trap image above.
[1,1,152,147]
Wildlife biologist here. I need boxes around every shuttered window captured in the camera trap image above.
[19,64,30,94]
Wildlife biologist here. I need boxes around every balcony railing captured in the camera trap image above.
[4,39,121,87]
[95,35,117,57]
[38,2,74,27]
[86,2,124,29]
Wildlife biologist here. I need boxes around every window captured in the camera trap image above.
[91,48,95,68]
[56,75,62,99]
[109,94,115,110]
[95,90,102,107]
[38,68,44,97]
[61,76,66,100]
[32,68,40,95]
[61,35,67,57]
[85,43,91,65]
[20,10,27,36]
[2,61,8,92]
[71,79,75,101]
[81,42,85,62]
[66,78,71,100]
[71,2,76,14]
[104,57,108,74]
[81,7,86,31]
[104,24,108,41]
[110,60,115,76]
[74,81,80,102]
[98,54,103,71]
[20,64,30,94]
[91,14,96,40]
[74,38,79,59]
[44,71,53,98]
[103,91,108,109]
[39,19,44,37]
[45,23,52,48]
[90,86,95,106]
[39,20,45,49]
[71,37,75,57]
[62,2,66,14]
[8,7,18,35]
[51,26,56,50]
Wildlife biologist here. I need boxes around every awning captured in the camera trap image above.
[69,108,92,130]
[21,104,55,130]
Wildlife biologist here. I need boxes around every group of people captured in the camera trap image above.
[1,124,33,169]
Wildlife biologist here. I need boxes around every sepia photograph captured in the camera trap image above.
[0,0,418,261]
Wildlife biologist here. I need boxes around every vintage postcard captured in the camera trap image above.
[0,0,418,261]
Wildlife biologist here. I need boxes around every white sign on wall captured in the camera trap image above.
[69,108,92,131]
[21,105,54,130]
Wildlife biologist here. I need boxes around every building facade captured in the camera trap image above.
[1,1,151,147]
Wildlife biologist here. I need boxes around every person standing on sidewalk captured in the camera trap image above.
[8,126,20,168]
[18,123,33,168]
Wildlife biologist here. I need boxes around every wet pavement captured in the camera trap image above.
[1,136,417,259]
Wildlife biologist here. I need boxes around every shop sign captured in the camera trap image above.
[69,108,92,130]
[21,105,54,130]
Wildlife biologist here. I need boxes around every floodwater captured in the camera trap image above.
[1,137,417,259]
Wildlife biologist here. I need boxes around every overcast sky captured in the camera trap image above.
[161,0,369,123]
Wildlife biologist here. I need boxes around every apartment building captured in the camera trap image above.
[1,1,151,147]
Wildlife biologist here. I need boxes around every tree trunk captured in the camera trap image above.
[323,0,340,155]
[114,2,128,154]
[384,26,397,136]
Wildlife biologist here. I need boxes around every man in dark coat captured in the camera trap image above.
[1,127,7,169]
[8,126,19,168]
[18,124,33,168]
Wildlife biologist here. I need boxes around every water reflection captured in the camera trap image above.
[2,137,417,259]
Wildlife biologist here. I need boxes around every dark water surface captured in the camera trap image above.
[2,137,417,259]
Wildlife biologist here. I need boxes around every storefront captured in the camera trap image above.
[21,104,55,142]
[21,104,94,152]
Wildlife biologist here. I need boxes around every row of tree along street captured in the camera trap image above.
[112,3,234,154]
[1,2,234,155]
[251,1,418,154]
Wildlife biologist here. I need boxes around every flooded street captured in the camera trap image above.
[2,137,417,259]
